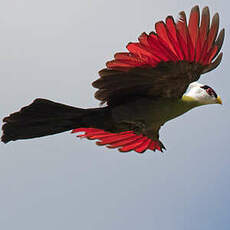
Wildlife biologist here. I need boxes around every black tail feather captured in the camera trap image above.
[1,98,89,143]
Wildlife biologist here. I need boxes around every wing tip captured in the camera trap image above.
[202,6,210,17]
[212,12,220,24]
[191,5,199,11]
[202,52,223,74]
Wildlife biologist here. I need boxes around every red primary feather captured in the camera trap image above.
[106,6,222,70]
[72,128,165,153]
[188,6,199,51]
[165,17,184,59]
[176,11,190,60]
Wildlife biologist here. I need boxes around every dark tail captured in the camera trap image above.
[1,98,106,143]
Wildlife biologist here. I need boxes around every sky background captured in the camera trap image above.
[0,0,229,229]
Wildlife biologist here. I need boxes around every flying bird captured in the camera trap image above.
[1,6,224,153]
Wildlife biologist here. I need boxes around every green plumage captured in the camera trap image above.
[105,95,201,141]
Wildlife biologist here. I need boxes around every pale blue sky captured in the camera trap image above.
[0,0,230,229]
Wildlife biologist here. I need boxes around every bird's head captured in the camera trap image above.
[186,82,222,105]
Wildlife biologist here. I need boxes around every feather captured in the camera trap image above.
[154,23,179,61]
[202,52,223,74]
[119,137,148,152]
[72,128,165,153]
[107,136,142,148]
[165,16,184,59]
[188,6,200,49]
[135,139,152,153]
[176,11,189,60]
[207,13,219,53]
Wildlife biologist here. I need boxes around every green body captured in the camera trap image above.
[108,96,202,140]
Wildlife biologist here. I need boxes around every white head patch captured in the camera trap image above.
[186,82,218,104]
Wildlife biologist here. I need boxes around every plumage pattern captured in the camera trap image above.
[72,128,165,153]
[92,6,224,106]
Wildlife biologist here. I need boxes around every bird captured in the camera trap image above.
[1,5,224,153]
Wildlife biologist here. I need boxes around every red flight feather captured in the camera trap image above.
[106,6,222,70]
[72,128,165,153]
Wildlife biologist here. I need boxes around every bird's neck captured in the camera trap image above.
[181,95,203,108]
[160,95,202,123]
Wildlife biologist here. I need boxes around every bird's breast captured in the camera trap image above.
[110,97,197,128]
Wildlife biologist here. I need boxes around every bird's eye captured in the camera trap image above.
[201,85,217,98]
[201,85,209,90]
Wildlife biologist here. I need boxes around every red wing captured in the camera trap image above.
[106,6,224,71]
[72,128,165,153]
[93,6,224,105]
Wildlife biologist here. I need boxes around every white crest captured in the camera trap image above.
[186,81,219,105]
[188,82,204,89]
